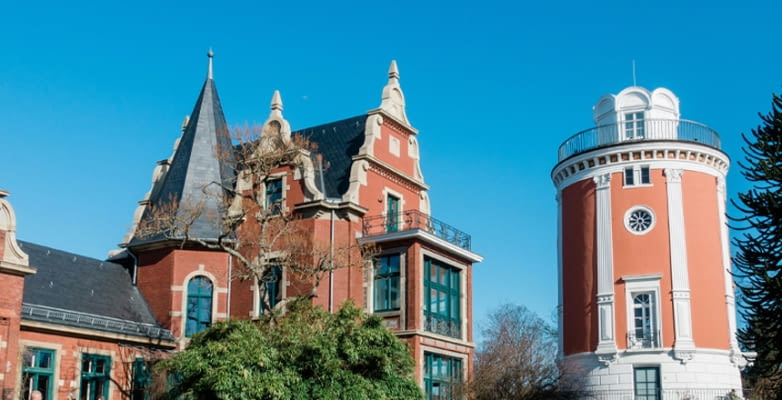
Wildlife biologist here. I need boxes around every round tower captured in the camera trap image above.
[552,87,747,398]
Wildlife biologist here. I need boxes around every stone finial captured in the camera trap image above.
[379,60,410,125]
[388,60,400,80]
[271,90,283,112]
[207,48,214,80]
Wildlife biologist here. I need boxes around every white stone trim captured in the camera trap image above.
[180,270,221,337]
[593,173,617,355]
[623,206,656,235]
[382,187,405,230]
[716,177,742,360]
[664,168,695,359]
[0,193,30,267]
[552,141,729,190]
[417,344,469,389]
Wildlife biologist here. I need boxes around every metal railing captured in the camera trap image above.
[22,303,175,341]
[424,314,462,338]
[628,330,661,350]
[583,388,747,400]
[362,210,472,251]
[557,119,721,162]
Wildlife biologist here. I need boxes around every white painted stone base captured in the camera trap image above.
[564,348,742,392]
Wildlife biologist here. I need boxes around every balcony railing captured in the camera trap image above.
[628,330,661,350]
[362,210,472,251]
[557,119,721,162]
[424,314,462,338]
[583,388,747,400]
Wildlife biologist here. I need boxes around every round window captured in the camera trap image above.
[625,207,654,234]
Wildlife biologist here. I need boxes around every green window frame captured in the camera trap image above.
[80,354,111,400]
[386,194,400,232]
[373,254,401,312]
[424,257,461,338]
[22,347,55,400]
[186,276,213,337]
[260,265,283,312]
[265,178,283,214]
[424,352,462,400]
[131,358,151,400]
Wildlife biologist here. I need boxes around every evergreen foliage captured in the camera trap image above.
[159,300,422,400]
[733,92,782,397]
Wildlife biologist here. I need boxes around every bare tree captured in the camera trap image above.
[135,123,372,314]
[470,304,585,400]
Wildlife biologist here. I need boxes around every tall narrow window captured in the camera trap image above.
[186,276,213,337]
[22,348,55,400]
[80,354,111,400]
[634,366,660,400]
[260,265,282,312]
[640,166,651,184]
[131,358,151,400]
[424,257,461,338]
[624,167,635,186]
[424,352,462,400]
[265,178,283,214]
[624,111,645,139]
[632,292,658,348]
[373,254,401,312]
[386,195,400,232]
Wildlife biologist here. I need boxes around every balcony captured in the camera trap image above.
[557,119,721,162]
[628,330,661,350]
[362,210,473,252]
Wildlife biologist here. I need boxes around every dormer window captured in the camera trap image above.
[624,112,645,139]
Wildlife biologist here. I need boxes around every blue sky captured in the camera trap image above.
[1,1,780,330]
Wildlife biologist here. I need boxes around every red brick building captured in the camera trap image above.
[2,54,481,400]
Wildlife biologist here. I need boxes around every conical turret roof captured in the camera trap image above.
[131,51,236,245]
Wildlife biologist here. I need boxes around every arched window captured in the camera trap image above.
[186,276,213,337]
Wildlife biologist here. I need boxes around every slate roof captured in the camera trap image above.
[294,115,368,198]
[19,241,173,340]
[132,73,236,245]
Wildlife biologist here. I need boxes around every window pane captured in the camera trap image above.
[625,168,634,185]
[641,167,650,184]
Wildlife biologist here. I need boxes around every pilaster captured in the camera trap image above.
[593,174,617,359]
[664,168,695,362]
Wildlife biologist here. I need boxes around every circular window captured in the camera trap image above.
[625,207,655,234]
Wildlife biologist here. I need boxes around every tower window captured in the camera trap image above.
[631,292,659,349]
[374,254,401,312]
[186,276,213,336]
[624,111,645,139]
[624,165,651,187]
[634,366,660,400]
[625,207,655,234]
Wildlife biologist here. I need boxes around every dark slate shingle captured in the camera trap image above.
[19,241,162,328]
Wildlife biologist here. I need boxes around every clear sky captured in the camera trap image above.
[1,0,780,331]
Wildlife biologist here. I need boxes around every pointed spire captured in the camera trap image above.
[388,60,399,80]
[261,90,292,142]
[129,53,236,247]
[271,90,283,112]
[378,60,410,125]
[207,48,214,80]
